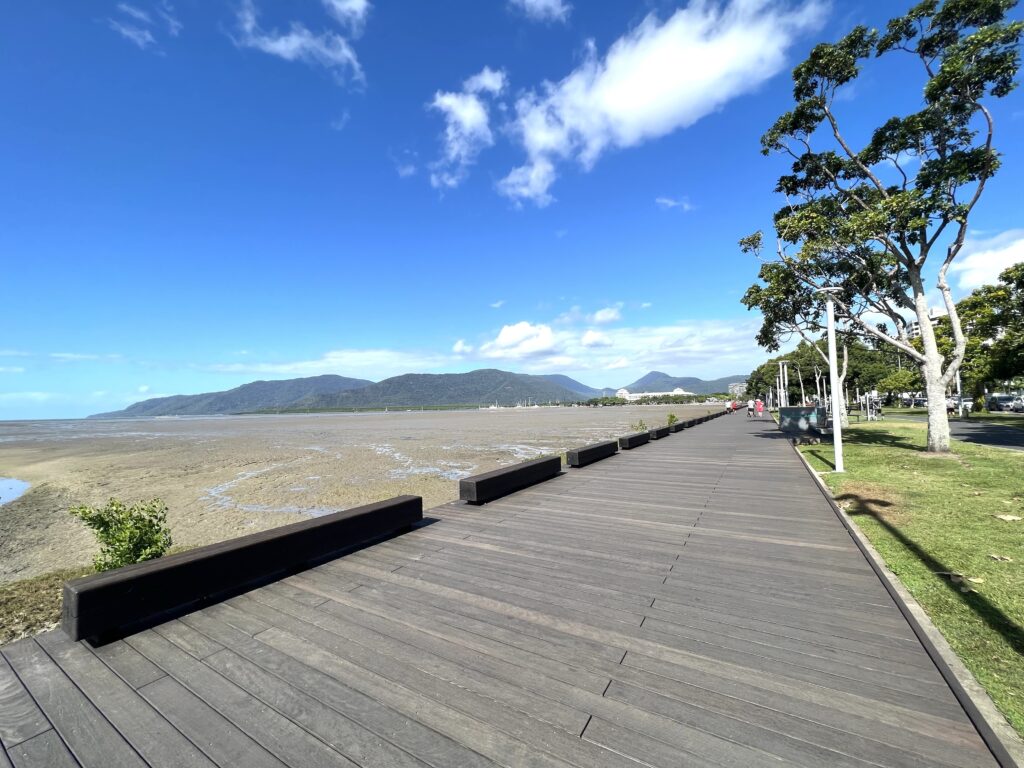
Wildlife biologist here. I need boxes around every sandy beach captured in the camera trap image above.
[0,404,716,582]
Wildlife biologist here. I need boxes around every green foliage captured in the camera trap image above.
[69,498,172,572]
[746,340,892,402]
[585,397,628,406]
[666,413,678,427]
[878,368,921,397]
[630,419,648,432]
[742,0,1022,450]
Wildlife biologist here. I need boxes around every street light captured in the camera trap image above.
[816,287,845,473]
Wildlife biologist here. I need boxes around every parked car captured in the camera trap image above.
[1012,397,1024,413]
[987,394,1016,412]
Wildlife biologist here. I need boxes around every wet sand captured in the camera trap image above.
[0,404,716,582]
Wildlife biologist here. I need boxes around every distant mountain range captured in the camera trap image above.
[89,368,745,418]
[89,374,373,419]
[621,371,746,395]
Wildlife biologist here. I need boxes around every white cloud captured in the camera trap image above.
[159,2,183,36]
[463,314,761,383]
[0,350,30,357]
[109,19,157,49]
[50,352,101,361]
[656,196,694,212]
[490,299,505,308]
[509,0,571,22]
[322,0,371,35]
[950,229,1024,292]
[117,4,152,24]
[641,302,652,309]
[464,67,507,95]
[0,367,25,374]
[138,385,150,393]
[498,0,824,205]
[330,112,351,131]
[0,392,55,403]
[233,0,364,85]
[429,67,507,189]
[581,330,611,348]
[452,339,474,355]
[206,348,447,379]
[109,2,180,49]
[589,306,621,324]
[479,321,559,359]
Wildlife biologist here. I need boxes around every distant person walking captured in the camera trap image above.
[746,399,755,418]
[755,399,764,418]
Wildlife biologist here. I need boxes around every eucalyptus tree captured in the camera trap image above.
[741,0,1022,452]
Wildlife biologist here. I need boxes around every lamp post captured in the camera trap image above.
[817,288,845,473]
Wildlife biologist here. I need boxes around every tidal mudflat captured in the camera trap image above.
[0,404,714,582]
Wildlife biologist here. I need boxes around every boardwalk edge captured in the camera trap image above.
[790,442,1024,768]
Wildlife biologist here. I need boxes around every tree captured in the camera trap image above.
[878,368,922,403]
[742,0,1022,452]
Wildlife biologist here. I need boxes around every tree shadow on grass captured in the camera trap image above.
[842,430,924,451]
[836,492,1024,658]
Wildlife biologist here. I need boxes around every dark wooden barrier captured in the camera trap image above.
[460,456,561,505]
[566,439,618,468]
[683,418,697,428]
[649,426,670,440]
[618,431,650,450]
[669,422,685,433]
[63,495,423,644]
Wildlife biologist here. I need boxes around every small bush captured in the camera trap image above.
[69,498,172,572]
[630,419,648,432]
[666,413,678,427]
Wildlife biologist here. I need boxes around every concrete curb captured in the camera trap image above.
[789,441,1024,768]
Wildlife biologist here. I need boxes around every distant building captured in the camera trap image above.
[728,382,747,397]
[908,309,948,338]
[615,387,694,402]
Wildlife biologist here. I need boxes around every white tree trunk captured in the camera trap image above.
[912,285,952,452]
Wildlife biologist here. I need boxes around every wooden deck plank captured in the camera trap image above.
[137,676,287,768]
[178,611,499,768]
[6,731,78,768]
[128,630,358,768]
[33,632,215,768]
[1,639,145,768]
[0,656,50,750]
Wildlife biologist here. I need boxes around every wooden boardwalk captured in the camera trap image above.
[0,414,1002,767]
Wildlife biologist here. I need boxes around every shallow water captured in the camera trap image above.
[0,478,29,505]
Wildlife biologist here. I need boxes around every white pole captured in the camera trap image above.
[824,293,845,472]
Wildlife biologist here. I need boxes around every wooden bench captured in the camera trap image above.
[566,439,618,468]
[459,456,562,505]
[618,431,650,450]
[62,495,423,644]
[649,426,670,439]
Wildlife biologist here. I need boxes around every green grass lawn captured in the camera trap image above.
[800,422,1024,737]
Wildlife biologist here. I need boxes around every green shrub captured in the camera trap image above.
[69,498,172,572]
[666,413,678,427]
[630,419,648,432]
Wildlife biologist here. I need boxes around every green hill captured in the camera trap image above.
[621,371,746,395]
[297,369,584,409]
[88,374,373,418]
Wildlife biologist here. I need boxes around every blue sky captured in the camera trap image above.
[2,0,1023,419]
